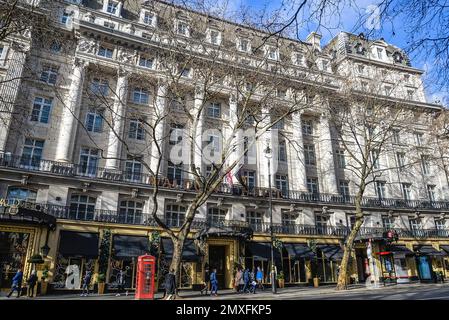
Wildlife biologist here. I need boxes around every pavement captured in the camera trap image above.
[1,282,449,300]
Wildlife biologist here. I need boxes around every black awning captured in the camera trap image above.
[245,242,282,261]
[388,245,414,255]
[317,245,343,261]
[58,231,99,258]
[113,235,149,259]
[161,238,201,262]
[414,245,445,256]
[284,243,315,259]
[440,245,449,256]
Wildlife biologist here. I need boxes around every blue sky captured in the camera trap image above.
[217,0,448,105]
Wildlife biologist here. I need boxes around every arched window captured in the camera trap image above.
[6,187,37,204]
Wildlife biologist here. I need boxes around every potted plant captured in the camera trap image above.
[277,271,285,288]
[97,273,106,294]
[40,267,49,295]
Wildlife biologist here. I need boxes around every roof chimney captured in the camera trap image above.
[306,32,322,51]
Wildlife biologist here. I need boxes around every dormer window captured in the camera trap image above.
[140,10,156,27]
[105,0,119,15]
[265,46,279,61]
[176,20,189,37]
[293,52,304,66]
[238,38,250,53]
[376,48,383,59]
[321,60,329,72]
[208,29,221,45]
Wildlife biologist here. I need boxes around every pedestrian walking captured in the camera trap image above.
[116,269,127,296]
[234,268,242,293]
[210,268,218,296]
[200,266,210,295]
[7,268,23,298]
[80,271,92,297]
[249,268,256,294]
[256,266,264,291]
[27,270,38,298]
[164,269,177,300]
[242,268,250,293]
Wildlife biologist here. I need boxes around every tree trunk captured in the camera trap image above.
[335,194,364,291]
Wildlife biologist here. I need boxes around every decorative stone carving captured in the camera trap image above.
[176,194,183,203]
[131,188,139,199]
[117,48,136,64]
[77,37,97,54]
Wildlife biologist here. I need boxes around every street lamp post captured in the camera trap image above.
[264,140,277,294]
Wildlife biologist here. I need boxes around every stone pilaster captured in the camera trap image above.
[318,114,338,194]
[0,43,29,152]
[105,69,129,170]
[55,59,88,162]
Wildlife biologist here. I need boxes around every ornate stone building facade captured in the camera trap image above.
[1,0,448,292]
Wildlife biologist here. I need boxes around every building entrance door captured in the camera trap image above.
[208,245,226,289]
[417,256,433,280]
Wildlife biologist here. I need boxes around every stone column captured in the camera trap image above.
[105,69,128,170]
[318,114,338,194]
[191,86,204,178]
[55,59,88,162]
[150,83,167,174]
[226,93,244,184]
[289,111,307,191]
[257,107,276,188]
[0,43,29,152]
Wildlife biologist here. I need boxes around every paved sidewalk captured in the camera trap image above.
[1,282,448,300]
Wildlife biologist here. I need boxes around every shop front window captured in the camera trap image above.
[0,231,30,289]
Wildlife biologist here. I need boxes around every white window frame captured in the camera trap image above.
[132,87,150,105]
[20,138,44,168]
[265,45,279,61]
[124,157,143,182]
[208,29,221,45]
[79,147,99,176]
[176,20,190,37]
[85,108,103,133]
[207,102,221,118]
[138,56,153,69]
[237,38,251,53]
[128,119,145,140]
[97,46,114,59]
[140,10,156,27]
[104,0,121,17]
[31,96,52,123]
[40,65,59,85]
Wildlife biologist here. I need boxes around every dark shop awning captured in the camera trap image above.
[388,245,414,255]
[58,231,99,258]
[440,245,449,256]
[284,243,315,259]
[317,245,344,261]
[113,235,149,259]
[245,242,282,261]
[161,238,201,262]
[414,245,445,256]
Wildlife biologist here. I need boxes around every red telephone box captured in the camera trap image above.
[135,255,156,300]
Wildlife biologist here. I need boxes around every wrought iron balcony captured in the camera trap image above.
[2,154,449,211]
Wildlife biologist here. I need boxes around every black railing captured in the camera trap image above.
[2,200,448,239]
[2,153,449,211]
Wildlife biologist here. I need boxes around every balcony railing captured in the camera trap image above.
[2,200,448,239]
[2,153,449,211]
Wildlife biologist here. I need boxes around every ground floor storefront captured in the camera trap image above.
[2,219,449,294]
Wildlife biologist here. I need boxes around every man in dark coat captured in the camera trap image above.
[242,268,250,293]
[27,270,38,298]
[164,269,176,300]
[7,268,23,298]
